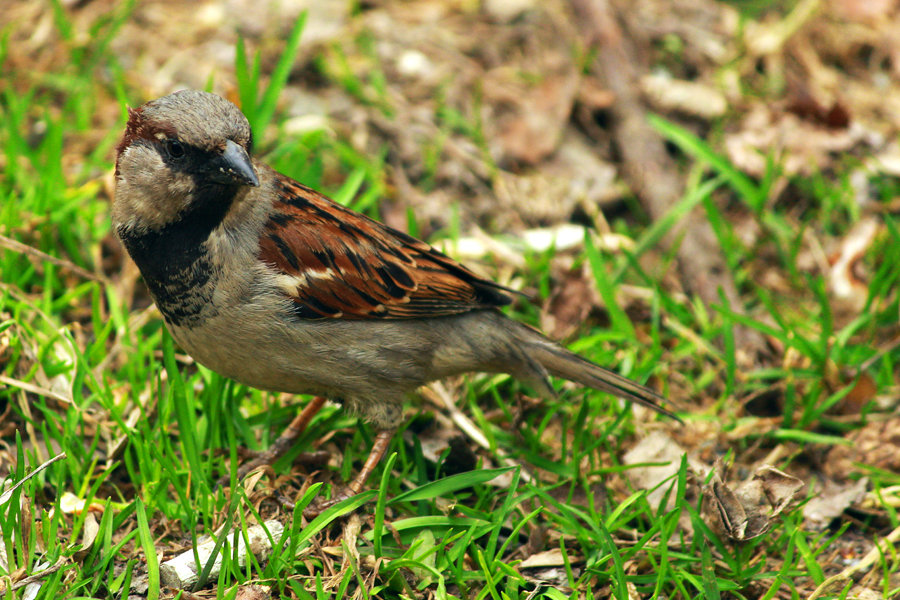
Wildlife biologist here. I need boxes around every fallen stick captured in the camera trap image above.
[0,557,67,595]
[0,233,104,283]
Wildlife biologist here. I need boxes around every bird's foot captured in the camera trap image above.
[301,487,360,519]
[215,396,327,488]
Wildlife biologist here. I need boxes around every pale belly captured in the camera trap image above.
[165,300,437,400]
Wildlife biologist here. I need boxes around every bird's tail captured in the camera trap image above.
[518,327,678,420]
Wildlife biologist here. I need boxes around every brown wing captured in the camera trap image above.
[258,174,513,320]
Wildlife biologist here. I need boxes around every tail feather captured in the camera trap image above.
[527,337,680,421]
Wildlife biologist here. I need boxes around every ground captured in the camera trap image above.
[1,0,900,598]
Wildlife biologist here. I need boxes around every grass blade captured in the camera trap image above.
[134,498,159,600]
[389,466,514,504]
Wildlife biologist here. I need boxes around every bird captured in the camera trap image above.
[112,89,676,510]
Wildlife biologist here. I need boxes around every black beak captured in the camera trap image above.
[209,139,259,187]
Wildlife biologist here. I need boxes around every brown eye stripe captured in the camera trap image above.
[115,107,182,176]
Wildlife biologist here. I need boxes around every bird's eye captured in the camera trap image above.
[164,139,185,159]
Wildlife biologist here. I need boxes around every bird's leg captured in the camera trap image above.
[303,427,395,518]
[345,428,395,496]
[224,395,327,484]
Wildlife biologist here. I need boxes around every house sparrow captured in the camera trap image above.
[113,89,676,507]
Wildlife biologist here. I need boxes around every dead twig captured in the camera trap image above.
[0,556,68,594]
[0,233,106,284]
[0,452,67,505]
[0,374,71,405]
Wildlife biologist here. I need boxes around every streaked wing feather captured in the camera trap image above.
[258,174,512,319]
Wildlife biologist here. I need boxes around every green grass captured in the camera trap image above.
[2,4,900,600]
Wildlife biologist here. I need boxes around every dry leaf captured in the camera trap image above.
[234,586,272,600]
[832,373,878,415]
[623,432,707,511]
[483,60,580,165]
[725,105,873,178]
[754,466,805,517]
[829,217,879,315]
[704,463,804,541]
[541,262,600,339]
[519,548,568,569]
[705,471,769,540]
[57,491,106,516]
[803,478,868,530]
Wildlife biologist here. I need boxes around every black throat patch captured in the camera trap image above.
[118,183,238,326]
